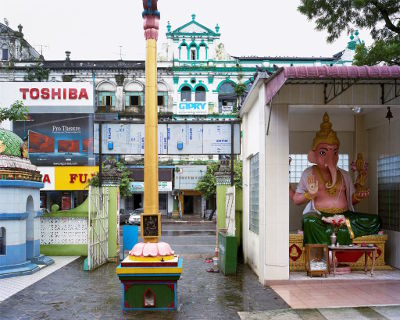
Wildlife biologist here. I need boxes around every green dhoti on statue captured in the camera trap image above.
[302,211,381,245]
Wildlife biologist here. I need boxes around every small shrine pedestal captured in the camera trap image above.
[116,242,182,310]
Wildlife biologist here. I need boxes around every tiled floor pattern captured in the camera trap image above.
[0,256,79,302]
[290,270,400,281]
[271,280,400,309]
[239,306,400,320]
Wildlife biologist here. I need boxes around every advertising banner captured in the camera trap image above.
[176,102,208,115]
[202,123,241,154]
[167,124,203,154]
[13,114,91,166]
[93,123,240,155]
[54,166,98,191]
[129,181,172,193]
[0,82,93,113]
[94,123,168,155]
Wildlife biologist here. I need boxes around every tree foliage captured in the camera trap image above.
[0,101,28,122]
[298,0,400,65]
[195,161,243,201]
[196,162,219,201]
[89,161,133,197]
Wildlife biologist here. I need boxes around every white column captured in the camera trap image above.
[263,103,289,281]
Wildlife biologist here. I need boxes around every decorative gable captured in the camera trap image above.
[167,14,220,40]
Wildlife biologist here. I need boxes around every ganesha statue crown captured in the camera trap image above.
[312,112,340,150]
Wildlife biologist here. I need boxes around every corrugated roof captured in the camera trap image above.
[282,65,400,79]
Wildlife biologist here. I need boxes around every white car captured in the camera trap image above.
[128,208,143,225]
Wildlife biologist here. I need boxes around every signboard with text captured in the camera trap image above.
[38,167,55,191]
[0,82,93,112]
[176,102,208,115]
[174,165,207,190]
[54,166,98,191]
[129,181,172,193]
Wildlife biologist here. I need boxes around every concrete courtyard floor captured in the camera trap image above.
[1,257,400,319]
[1,218,400,319]
[0,256,288,320]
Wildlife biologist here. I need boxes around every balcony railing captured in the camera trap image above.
[124,106,144,115]
[97,105,116,113]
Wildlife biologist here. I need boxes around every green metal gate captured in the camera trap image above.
[88,186,109,270]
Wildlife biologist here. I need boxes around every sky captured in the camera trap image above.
[2,0,373,61]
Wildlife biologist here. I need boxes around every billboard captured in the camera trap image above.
[93,123,240,155]
[94,123,168,155]
[167,124,203,154]
[168,123,241,155]
[13,114,92,166]
[0,82,94,113]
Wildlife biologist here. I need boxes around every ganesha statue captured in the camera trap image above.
[290,112,381,245]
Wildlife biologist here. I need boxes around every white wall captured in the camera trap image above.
[242,90,260,275]
[263,102,289,281]
[366,109,400,268]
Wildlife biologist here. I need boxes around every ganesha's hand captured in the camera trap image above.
[353,189,370,202]
[306,174,319,197]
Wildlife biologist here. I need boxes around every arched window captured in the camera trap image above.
[195,86,206,101]
[190,47,197,60]
[124,81,144,114]
[181,86,192,102]
[199,43,207,60]
[96,81,116,113]
[218,82,236,113]
[0,227,5,255]
[179,43,188,60]
[189,43,197,61]
[1,47,9,61]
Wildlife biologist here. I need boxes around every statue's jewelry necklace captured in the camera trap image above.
[315,166,341,197]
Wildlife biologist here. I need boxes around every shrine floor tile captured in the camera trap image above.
[289,270,400,282]
[239,306,400,319]
[0,256,79,302]
[271,281,400,310]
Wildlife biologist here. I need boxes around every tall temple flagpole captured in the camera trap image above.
[142,0,161,242]
[115,2,182,309]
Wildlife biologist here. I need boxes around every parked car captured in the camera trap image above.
[128,208,143,226]
[119,209,131,225]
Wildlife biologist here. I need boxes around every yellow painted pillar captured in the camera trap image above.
[142,5,161,243]
[144,38,159,216]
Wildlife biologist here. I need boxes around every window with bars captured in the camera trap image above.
[289,154,349,183]
[249,153,259,234]
[0,227,5,255]
[2,48,9,61]
[378,155,400,231]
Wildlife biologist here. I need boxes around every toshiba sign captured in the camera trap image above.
[0,82,93,112]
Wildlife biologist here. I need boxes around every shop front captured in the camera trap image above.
[174,165,207,217]
[128,181,173,215]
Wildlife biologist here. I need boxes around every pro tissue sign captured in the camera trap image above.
[177,102,208,115]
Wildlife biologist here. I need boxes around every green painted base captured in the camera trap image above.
[122,281,177,310]
[116,258,183,311]
[40,244,87,256]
